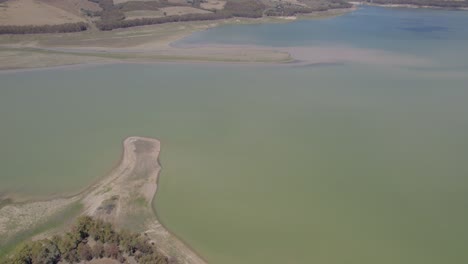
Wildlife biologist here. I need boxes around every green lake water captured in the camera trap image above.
[1,6,468,264]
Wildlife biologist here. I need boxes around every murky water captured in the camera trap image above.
[1,6,468,264]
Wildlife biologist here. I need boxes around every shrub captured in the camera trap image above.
[92,241,105,258]
[77,242,93,261]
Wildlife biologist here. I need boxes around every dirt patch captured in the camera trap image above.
[0,0,86,26]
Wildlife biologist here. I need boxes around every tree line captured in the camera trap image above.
[96,12,230,30]
[0,22,88,35]
[265,5,327,16]
[1,216,170,264]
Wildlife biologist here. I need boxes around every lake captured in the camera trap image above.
[1,6,468,264]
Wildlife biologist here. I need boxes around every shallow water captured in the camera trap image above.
[1,6,468,264]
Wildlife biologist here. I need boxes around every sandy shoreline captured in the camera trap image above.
[0,137,206,264]
[0,8,358,72]
[0,4,446,73]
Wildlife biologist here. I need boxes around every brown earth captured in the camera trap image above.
[39,0,102,16]
[0,0,86,26]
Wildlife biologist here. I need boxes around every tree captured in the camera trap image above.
[77,242,93,261]
[31,239,61,264]
[10,243,32,264]
[74,216,93,240]
[57,232,80,255]
[92,241,105,259]
[104,243,120,259]
[62,249,80,263]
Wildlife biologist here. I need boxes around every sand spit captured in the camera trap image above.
[0,42,434,73]
[0,137,205,264]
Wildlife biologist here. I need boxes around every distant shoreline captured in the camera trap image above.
[1,3,467,72]
[350,1,468,10]
[0,8,355,72]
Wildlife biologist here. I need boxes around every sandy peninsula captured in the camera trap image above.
[0,137,205,264]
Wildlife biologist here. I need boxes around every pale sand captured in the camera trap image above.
[0,137,205,264]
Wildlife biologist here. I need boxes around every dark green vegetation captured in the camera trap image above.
[96,12,228,30]
[1,216,169,264]
[363,0,468,8]
[0,22,88,35]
